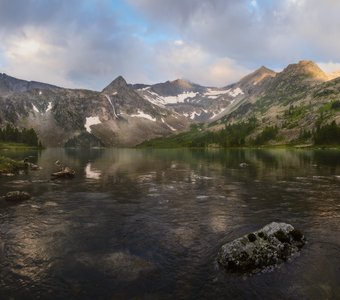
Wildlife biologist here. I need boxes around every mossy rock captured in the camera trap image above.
[217,222,306,275]
[289,229,303,241]
[248,233,257,242]
[274,230,290,243]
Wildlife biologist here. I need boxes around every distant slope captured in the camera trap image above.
[133,68,276,122]
[210,61,340,145]
[140,60,340,147]
[0,73,59,96]
[1,60,339,148]
[0,75,189,147]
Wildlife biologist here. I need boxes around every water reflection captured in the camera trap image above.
[0,148,339,299]
[85,163,101,180]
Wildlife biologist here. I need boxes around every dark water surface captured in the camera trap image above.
[0,148,340,299]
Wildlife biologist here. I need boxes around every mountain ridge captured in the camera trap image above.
[0,73,60,96]
[1,59,340,147]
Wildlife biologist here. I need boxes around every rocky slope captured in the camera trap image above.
[0,75,188,147]
[140,60,340,147]
[1,60,339,147]
[133,66,276,123]
[132,78,250,122]
[209,60,340,144]
[0,73,59,96]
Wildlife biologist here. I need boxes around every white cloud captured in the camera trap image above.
[130,0,340,68]
[153,41,250,86]
[1,29,75,87]
[318,62,340,73]
[250,0,257,8]
[318,61,340,79]
[1,0,340,89]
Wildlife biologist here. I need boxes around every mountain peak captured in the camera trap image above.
[102,75,128,93]
[0,72,59,95]
[282,60,328,82]
[257,66,275,74]
[237,65,276,87]
[171,79,193,89]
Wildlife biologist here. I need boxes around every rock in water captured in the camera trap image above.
[3,191,31,202]
[217,222,305,274]
[51,166,75,179]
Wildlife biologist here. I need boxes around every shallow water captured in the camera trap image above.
[0,148,340,299]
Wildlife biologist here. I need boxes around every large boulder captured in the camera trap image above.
[217,222,305,274]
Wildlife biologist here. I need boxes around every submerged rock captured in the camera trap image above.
[51,166,75,179]
[0,173,15,177]
[239,162,249,168]
[77,251,154,282]
[2,191,31,202]
[23,158,41,171]
[217,222,305,274]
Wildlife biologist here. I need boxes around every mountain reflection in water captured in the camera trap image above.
[0,148,339,299]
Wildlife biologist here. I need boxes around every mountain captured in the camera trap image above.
[0,73,59,96]
[140,60,340,147]
[132,73,274,122]
[228,66,276,94]
[207,66,277,121]
[1,59,339,148]
[0,75,188,147]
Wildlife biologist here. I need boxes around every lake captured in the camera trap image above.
[0,148,340,299]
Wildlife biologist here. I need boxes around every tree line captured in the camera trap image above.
[313,121,340,145]
[0,124,41,147]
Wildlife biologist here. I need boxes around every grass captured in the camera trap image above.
[0,142,38,150]
[0,156,26,174]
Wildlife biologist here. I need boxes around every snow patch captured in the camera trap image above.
[131,110,156,122]
[228,87,244,97]
[204,87,244,98]
[46,102,52,112]
[190,111,202,120]
[162,91,198,104]
[161,118,176,131]
[204,88,231,97]
[39,91,42,95]
[142,92,166,108]
[209,108,226,120]
[85,116,101,133]
[137,87,151,91]
[32,104,39,113]
[167,124,176,131]
[104,94,118,118]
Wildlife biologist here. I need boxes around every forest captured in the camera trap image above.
[0,125,41,147]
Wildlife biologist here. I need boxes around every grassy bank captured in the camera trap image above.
[0,156,26,174]
[0,142,38,150]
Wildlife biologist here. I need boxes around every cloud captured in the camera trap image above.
[0,0,340,89]
[0,0,248,89]
[129,0,340,66]
[0,0,152,89]
[151,41,250,86]
[318,62,340,77]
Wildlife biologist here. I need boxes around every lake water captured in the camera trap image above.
[0,148,340,299]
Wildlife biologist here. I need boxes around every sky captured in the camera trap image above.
[1,0,340,90]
